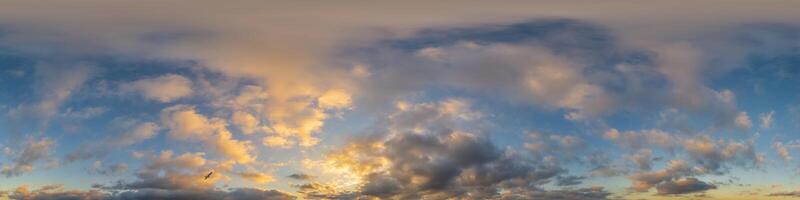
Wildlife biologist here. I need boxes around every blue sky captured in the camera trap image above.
[2,1,800,199]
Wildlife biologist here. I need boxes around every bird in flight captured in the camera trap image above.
[204,171,213,180]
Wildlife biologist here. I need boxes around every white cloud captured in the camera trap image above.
[774,141,792,161]
[114,122,160,146]
[736,111,753,129]
[1,138,55,177]
[124,74,192,103]
[761,111,775,129]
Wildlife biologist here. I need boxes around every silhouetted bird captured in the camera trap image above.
[204,171,213,180]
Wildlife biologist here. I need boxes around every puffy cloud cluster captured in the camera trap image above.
[627,160,695,192]
[773,140,800,161]
[606,128,763,195]
[65,150,296,200]
[122,74,193,103]
[160,105,254,163]
[655,177,717,195]
[310,99,607,199]
[682,137,762,173]
[1,138,55,177]
[215,83,352,148]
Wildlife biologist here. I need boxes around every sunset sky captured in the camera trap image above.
[2,1,800,199]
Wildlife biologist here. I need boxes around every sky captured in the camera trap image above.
[1,1,800,199]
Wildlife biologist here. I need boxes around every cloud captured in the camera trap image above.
[656,177,716,195]
[2,184,297,200]
[238,171,275,184]
[504,186,611,200]
[525,131,586,160]
[735,111,753,129]
[59,106,108,119]
[1,137,54,177]
[760,110,775,129]
[161,105,254,163]
[555,175,586,186]
[768,190,800,197]
[309,99,605,199]
[65,121,159,163]
[4,184,106,200]
[628,149,654,170]
[682,136,761,173]
[90,161,128,176]
[96,150,218,192]
[287,173,315,180]
[5,65,94,132]
[231,111,259,135]
[89,149,286,200]
[628,160,693,192]
[114,122,160,146]
[122,74,193,103]
[773,141,793,161]
[603,129,676,150]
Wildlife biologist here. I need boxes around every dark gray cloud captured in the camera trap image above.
[310,100,607,199]
[656,177,717,195]
[556,175,586,186]
[104,188,295,200]
[287,173,315,180]
[501,186,611,200]
[768,190,800,197]
[2,184,296,200]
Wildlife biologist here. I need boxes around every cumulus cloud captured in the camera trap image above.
[628,149,654,170]
[628,160,693,192]
[122,74,193,102]
[304,99,608,199]
[656,177,716,195]
[773,141,796,161]
[682,136,761,173]
[114,122,160,146]
[1,138,55,177]
[161,105,254,163]
[735,111,753,129]
[1,2,798,200]
[231,111,259,135]
[94,151,223,193]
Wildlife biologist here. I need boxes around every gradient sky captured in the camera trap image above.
[2,1,800,200]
